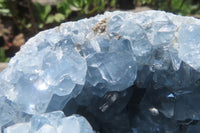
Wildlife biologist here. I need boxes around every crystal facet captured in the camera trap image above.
[1,10,200,133]
[4,111,94,133]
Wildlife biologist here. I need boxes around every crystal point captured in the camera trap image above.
[1,10,200,133]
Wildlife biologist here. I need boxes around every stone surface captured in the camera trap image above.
[1,10,200,133]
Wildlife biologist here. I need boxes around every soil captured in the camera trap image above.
[0,17,24,57]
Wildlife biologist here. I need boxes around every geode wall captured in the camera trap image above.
[1,10,200,133]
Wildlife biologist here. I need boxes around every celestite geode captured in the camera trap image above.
[1,10,200,133]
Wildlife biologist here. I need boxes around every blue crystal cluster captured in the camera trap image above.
[1,10,200,133]
[4,111,94,133]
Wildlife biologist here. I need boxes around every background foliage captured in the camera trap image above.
[0,47,9,62]
[137,0,200,15]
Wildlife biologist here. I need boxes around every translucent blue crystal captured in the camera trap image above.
[1,10,200,132]
[4,111,94,133]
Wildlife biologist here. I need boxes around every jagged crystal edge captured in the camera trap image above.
[0,10,200,132]
[3,111,94,133]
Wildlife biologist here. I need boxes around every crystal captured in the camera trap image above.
[4,111,94,133]
[1,10,200,133]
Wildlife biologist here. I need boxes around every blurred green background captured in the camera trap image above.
[0,0,200,62]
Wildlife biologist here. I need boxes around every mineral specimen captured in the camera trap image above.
[4,111,94,133]
[1,10,200,133]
